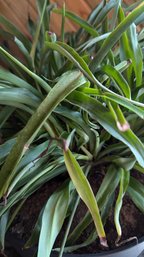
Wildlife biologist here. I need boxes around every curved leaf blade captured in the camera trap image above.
[114,169,130,238]
[53,8,98,37]
[0,15,31,50]
[90,2,144,72]
[101,65,131,98]
[64,148,107,247]
[118,7,143,87]
[68,164,120,244]
[0,71,86,197]
[67,91,144,167]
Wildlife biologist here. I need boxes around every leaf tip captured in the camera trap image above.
[63,139,69,152]
[115,236,138,247]
[116,121,130,132]
[115,235,121,246]
[100,237,108,248]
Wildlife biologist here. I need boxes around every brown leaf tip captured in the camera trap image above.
[100,237,108,248]
[115,235,121,246]
[116,236,138,247]
[63,139,69,152]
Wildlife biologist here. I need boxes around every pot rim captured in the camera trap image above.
[54,236,144,256]
[6,233,144,257]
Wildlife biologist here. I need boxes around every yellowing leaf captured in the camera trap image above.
[63,148,107,247]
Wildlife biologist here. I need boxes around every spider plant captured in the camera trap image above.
[0,0,144,256]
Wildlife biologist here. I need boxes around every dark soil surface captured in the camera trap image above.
[9,168,144,255]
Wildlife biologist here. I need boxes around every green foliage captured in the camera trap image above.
[64,148,107,246]
[114,169,130,239]
[37,182,70,257]
[0,0,144,256]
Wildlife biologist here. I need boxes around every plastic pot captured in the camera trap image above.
[5,233,144,257]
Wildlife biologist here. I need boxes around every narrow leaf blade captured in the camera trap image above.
[38,183,70,257]
[64,148,107,246]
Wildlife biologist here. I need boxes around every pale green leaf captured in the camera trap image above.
[37,183,70,257]
[114,169,130,237]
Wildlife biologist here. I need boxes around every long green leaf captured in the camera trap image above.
[79,87,144,119]
[62,193,115,252]
[0,138,16,163]
[0,88,40,108]
[37,183,70,257]
[101,65,131,98]
[0,68,40,97]
[46,41,94,80]
[118,7,143,87]
[127,177,144,213]
[78,33,110,52]
[0,71,85,197]
[53,8,98,37]
[67,91,144,167]
[45,41,144,114]
[90,2,144,72]
[64,148,107,247]
[114,169,130,238]
[0,211,9,251]
[0,163,65,217]
[36,0,50,32]
[0,47,51,93]
[60,196,113,252]
[93,0,117,27]
[103,92,144,118]
[0,106,15,129]
[67,164,120,244]
[14,37,33,68]
[0,15,31,50]
[30,0,48,61]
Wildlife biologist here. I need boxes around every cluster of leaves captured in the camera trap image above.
[0,0,144,256]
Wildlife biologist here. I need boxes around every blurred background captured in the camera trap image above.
[0,0,139,36]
